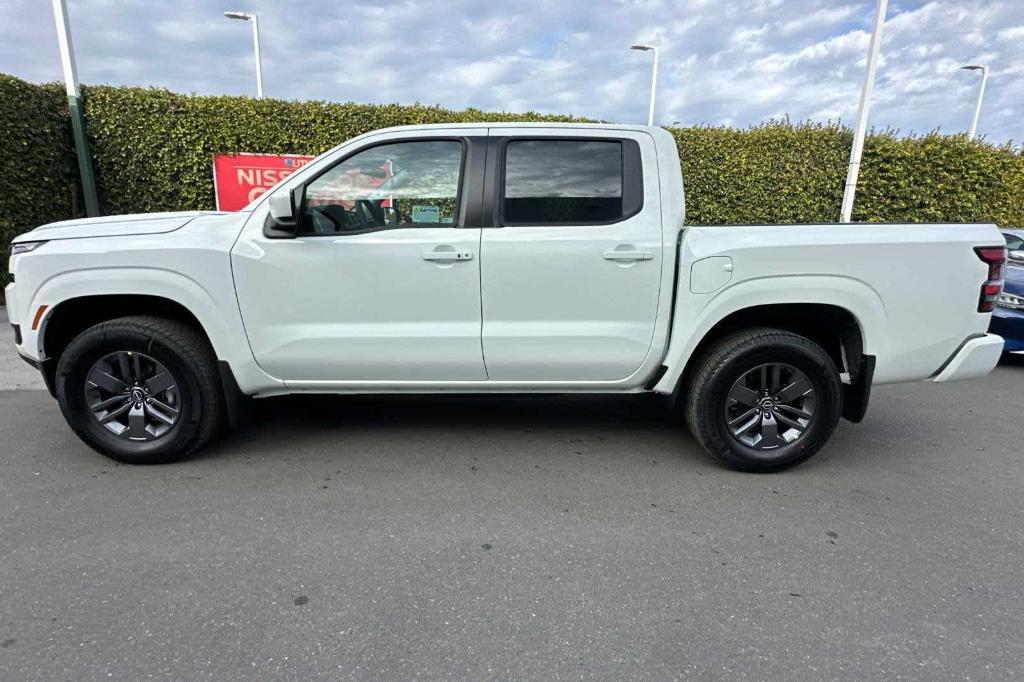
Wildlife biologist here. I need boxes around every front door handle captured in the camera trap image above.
[422,250,474,262]
[603,249,653,261]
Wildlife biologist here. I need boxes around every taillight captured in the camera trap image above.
[974,246,1006,313]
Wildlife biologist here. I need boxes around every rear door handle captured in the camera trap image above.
[422,250,474,262]
[603,250,653,261]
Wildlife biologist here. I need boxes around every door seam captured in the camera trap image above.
[477,128,490,379]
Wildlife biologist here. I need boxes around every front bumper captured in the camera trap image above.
[6,282,55,395]
[932,334,1005,383]
[5,281,43,361]
[990,307,1024,352]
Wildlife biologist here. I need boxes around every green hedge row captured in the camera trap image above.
[80,84,587,216]
[0,76,78,289]
[672,123,1024,225]
[2,72,1023,292]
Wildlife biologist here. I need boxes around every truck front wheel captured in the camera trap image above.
[55,316,224,464]
[684,328,842,472]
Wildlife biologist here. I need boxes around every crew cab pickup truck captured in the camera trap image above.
[6,123,1008,471]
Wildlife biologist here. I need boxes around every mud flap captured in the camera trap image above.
[842,355,875,423]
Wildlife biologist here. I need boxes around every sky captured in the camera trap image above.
[1,0,1021,145]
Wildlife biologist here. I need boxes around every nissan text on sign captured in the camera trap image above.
[212,153,313,211]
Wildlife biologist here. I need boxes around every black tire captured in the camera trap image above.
[55,316,224,464]
[684,328,842,473]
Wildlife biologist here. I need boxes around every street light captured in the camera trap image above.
[961,64,989,140]
[630,44,659,126]
[840,0,888,223]
[224,11,263,98]
[51,0,99,216]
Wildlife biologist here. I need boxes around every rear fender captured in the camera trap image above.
[653,275,885,394]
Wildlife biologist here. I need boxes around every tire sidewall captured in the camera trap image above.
[56,326,204,463]
[703,340,842,472]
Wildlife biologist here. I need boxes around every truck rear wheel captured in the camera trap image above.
[55,316,224,464]
[684,328,842,472]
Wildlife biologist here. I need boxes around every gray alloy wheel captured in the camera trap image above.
[84,351,182,441]
[724,362,816,450]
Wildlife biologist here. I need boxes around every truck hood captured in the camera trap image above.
[15,211,229,242]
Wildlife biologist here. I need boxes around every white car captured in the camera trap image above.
[5,123,1007,471]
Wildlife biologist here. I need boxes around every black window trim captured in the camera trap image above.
[495,136,645,228]
[294,136,473,238]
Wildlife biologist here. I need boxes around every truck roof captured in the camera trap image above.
[353,122,666,135]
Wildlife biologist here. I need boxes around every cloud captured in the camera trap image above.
[997,25,1024,41]
[780,4,859,35]
[1,0,1021,144]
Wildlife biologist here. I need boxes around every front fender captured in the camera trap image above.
[25,267,280,396]
[30,267,231,356]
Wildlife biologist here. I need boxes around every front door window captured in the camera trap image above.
[300,140,463,235]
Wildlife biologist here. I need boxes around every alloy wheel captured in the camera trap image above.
[724,362,816,450]
[84,351,182,441]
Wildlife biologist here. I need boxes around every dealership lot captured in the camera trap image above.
[1,309,1023,679]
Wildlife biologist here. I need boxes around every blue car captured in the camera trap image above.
[991,230,1024,352]
[1004,229,1024,266]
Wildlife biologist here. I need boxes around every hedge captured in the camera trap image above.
[2,72,1023,292]
[80,84,588,216]
[0,76,78,289]
[671,123,1024,225]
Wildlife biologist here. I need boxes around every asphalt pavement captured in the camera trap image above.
[1,306,1023,679]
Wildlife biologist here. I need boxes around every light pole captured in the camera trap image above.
[224,11,263,98]
[961,64,988,140]
[630,44,658,126]
[840,0,888,223]
[50,0,99,216]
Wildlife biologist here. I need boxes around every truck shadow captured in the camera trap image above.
[252,392,676,429]
[198,393,712,467]
[195,392,925,472]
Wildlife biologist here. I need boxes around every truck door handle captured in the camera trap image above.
[422,250,474,262]
[603,250,653,261]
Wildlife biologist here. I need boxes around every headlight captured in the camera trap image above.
[997,292,1024,310]
[10,241,48,256]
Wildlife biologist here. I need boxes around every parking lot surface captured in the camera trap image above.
[1,308,1023,679]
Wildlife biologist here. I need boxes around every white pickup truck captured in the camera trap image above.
[6,123,1008,471]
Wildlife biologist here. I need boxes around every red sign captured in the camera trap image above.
[212,153,314,211]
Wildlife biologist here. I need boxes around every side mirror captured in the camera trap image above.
[1009,250,1024,263]
[264,188,300,238]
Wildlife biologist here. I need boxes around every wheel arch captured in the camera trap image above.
[683,303,865,383]
[653,272,886,396]
[42,294,213,360]
[37,294,218,391]
[664,300,880,424]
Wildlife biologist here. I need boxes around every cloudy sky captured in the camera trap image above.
[1,0,1021,144]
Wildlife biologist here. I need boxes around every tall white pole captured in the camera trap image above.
[647,47,659,126]
[840,0,888,223]
[51,0,79,98]
[967,65,988,140]
[225,12,264,98]
[631,45,659,126]
[251,14,264,99]
[51,0,99,216]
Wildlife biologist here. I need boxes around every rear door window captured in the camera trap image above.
[502,139,640,225]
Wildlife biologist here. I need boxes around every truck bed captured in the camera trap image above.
[657,222,1003,388]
